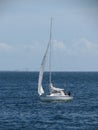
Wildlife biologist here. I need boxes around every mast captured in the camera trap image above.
[49,17,52,85]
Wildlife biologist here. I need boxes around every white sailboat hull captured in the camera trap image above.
[40,95,73,102]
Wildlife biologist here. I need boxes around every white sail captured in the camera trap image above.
[38,41,50,95]
[50,83,64,92]
[38,18,52,96]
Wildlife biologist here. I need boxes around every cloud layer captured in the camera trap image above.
[0,42,12,51]
[0,38,98,55]
[52,39,98,56]
[0,38,98,71]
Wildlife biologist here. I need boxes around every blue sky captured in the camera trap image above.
[0,0,98,71]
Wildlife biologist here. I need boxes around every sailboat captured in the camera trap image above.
[38,18,73,101]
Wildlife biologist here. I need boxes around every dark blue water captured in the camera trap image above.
[0,72,98,130]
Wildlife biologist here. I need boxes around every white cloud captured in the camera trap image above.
[71,38,98,55]
[0,43,12,51]
[0,42,35,52]
[0,39,98,56]
[22,45,34,52]
[45,39,98,56]
[53,40,66,51]
[57,38,98,56]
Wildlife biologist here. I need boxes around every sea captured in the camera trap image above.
[0,72,98,130]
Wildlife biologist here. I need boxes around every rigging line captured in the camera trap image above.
[49,17,53,85]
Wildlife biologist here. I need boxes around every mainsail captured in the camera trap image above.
[38,41,50,95]
[50,83,64,92]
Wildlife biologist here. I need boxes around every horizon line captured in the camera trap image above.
[0,70,98,73]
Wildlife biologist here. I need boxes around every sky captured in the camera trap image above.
[0,0,98,71]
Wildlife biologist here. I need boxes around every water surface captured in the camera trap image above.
[0,72,98,130]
